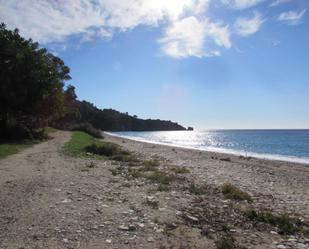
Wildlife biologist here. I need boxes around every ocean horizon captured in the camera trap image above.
[109,129,309,165]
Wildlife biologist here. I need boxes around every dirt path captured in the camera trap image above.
[0,131,308,249]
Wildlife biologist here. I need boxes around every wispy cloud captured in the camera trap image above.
[278,9,307,25]
[270,0,293,7]
[0,0,232,58]
[159,17,231,58]
[234,12,265,37]
[221,0,265,9]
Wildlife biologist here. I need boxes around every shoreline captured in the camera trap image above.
[1,130,308,248]
[105,131,309,166]
[105,132,309,219]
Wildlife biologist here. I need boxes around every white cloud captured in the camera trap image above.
[234,12,265,37]
[221,0,265,9]
[159,17,231,58]
[270,0,293,7]
[278,9,307,25]
[0,0,233,58]
[0,0,209,43]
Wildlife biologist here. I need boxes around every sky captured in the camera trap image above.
[1,0,309,130]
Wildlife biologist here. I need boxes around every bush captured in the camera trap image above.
[222,183,252,202]
[145,171,177,185]
[215,237,238,249]
[188,183,208,195]
[72,123,103,138]
[245,209,307,234]
[86,142,121,156]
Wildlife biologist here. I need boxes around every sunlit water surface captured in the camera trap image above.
[109,130,309,164]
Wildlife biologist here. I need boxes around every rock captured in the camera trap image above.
[118,225,130,231]
[63,238,69,244]
[147,237,155,242]
[61,198,72,204]
[276,245,286,249]
[270,231,278,235]
[106,239,112,243]
[186,214,199,222]
[128,224,136,231]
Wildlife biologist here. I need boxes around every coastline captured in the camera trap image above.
[104,132,309,219]
[1,130,308,248]
[105,131,309,166]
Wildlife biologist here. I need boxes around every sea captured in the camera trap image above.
[110,130,309,165]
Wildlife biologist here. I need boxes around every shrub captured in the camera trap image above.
[215,237,238,249]
[222,183,252,202]
[188,183,208,195]
[244,209,307,235]
[86,142,122,156]
[172,166,190,174]
[72,123,103,138]
[145,171,177,185]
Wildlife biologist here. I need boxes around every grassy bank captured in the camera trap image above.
[0,140,38,159]
[0,127,57,159]
[63,131,135,162]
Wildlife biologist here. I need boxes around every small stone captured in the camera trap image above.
[277,245,286,249]
[63,238,69,244]
[147,237,155,242]
[186,214,199,222]
[270,231,278,235]
[61,198,72,204]
[106,239,112,243]
[118,225,130,231]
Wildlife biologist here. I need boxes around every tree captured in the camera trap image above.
[0,23,71,138]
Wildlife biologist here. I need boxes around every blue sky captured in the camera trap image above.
[1,0,309,129]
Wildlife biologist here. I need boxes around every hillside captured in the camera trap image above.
[78,101,186,131]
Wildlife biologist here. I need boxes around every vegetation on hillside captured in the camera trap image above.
[0,23,186,142]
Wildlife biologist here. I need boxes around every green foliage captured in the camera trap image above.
[157,184,170,191]
[0,140,37,158]
[188,183,208,195]
[215,237,238,249]
[63,131,95,156]
[0,23,71,139]
[145,171,177,185]
[222,183,252,202]
[172,166,190,174]
[86,142,122,157]
[43,127,58,134]
[63,131,136,164]
[245,209,308,235]
[72,123,103,138]
[78,100,186,131]
[145,199,159,209]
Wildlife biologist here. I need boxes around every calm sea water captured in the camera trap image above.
[110,130,309,164]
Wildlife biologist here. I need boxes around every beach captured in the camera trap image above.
[0,131,308,249]
[106,132,309,219]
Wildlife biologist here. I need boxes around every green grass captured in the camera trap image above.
[245,209,308,235]
[171,166,191,174]
[0,140,38,159]
[63,131,135,162]
[145,171,177,185]
[188,183,208,195]
[43,126,58,134]
[215,237,239,249]
[63,131,96,157]
[222,183,252,202]
[145,199,159,209]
